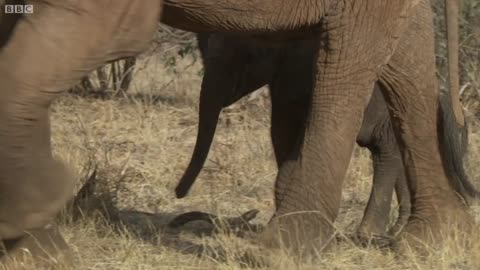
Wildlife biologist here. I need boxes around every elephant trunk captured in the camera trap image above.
[195,33,210,67]
[175,71,231,198]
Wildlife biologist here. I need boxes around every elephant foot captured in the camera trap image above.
[168,209,263,237]
[256,213,337,258]
[0,225,73,268]
[355,222,388,240]
[393,202,474,257]
[237,248,272,268]
[387,207,411,238]
[387,218,408,238]
[353,219,393,248]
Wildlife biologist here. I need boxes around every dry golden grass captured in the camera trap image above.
[6,47,470,270]
[4,5,480,267]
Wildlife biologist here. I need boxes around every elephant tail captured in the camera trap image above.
[438,0,479,201]
[175,92,223,199]
[444,0,464,127]
[439,89,480,201]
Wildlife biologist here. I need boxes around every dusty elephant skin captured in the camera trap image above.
[0,0,164,264]
[0,0,475,265]
[175,32,411,238]
[161,0,477,256]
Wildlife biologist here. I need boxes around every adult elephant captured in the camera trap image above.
[176,32,411,238]
[0,0,165,264]
[163,0,477,254]
[163,0,477,256]
[0,0,474,263]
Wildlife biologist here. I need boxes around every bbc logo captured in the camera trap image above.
[5,5,34,14]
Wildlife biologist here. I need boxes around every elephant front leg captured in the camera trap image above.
[0,102,75,263]
[262,77,375,256]
[0,225,72,267]
[0,71,75,264]
[260,38,380,257]
[255,2,421,258]
[0,0,161,263]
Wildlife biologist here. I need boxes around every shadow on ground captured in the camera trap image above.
[64,169,263,262]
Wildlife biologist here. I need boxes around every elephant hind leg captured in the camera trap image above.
[356,86,403,237]
[379,1,473,249]
[356,147,403,237]
[388,172,411,237]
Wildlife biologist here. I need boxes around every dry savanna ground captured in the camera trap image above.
[4,4,480,270]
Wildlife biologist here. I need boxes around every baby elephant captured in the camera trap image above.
[176,33,411,237]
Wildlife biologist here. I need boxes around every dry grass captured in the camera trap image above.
[35,53,479,269]
[4,4,480,269]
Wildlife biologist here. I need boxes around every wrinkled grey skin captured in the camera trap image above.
[0,0,164,263]
[178,33,410,237]
[162,0,476,255]
[0,0,474,263]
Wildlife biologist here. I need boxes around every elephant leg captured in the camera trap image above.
[0,106,75,263]
[379,2,472,249]
[388,171,411,237]
[269,41,313,168]
[0,0,161,263]
[257,3,417,256]
[0,225,72,267]
[355,85,403,237]
[357,143,403,237]
[270,91,309,168]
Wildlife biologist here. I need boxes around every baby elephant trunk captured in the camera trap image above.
[175,77,228,198]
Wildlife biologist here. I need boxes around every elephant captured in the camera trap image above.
[176,32,411,238]
[161,0,478,256]
[0,0,476,264]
